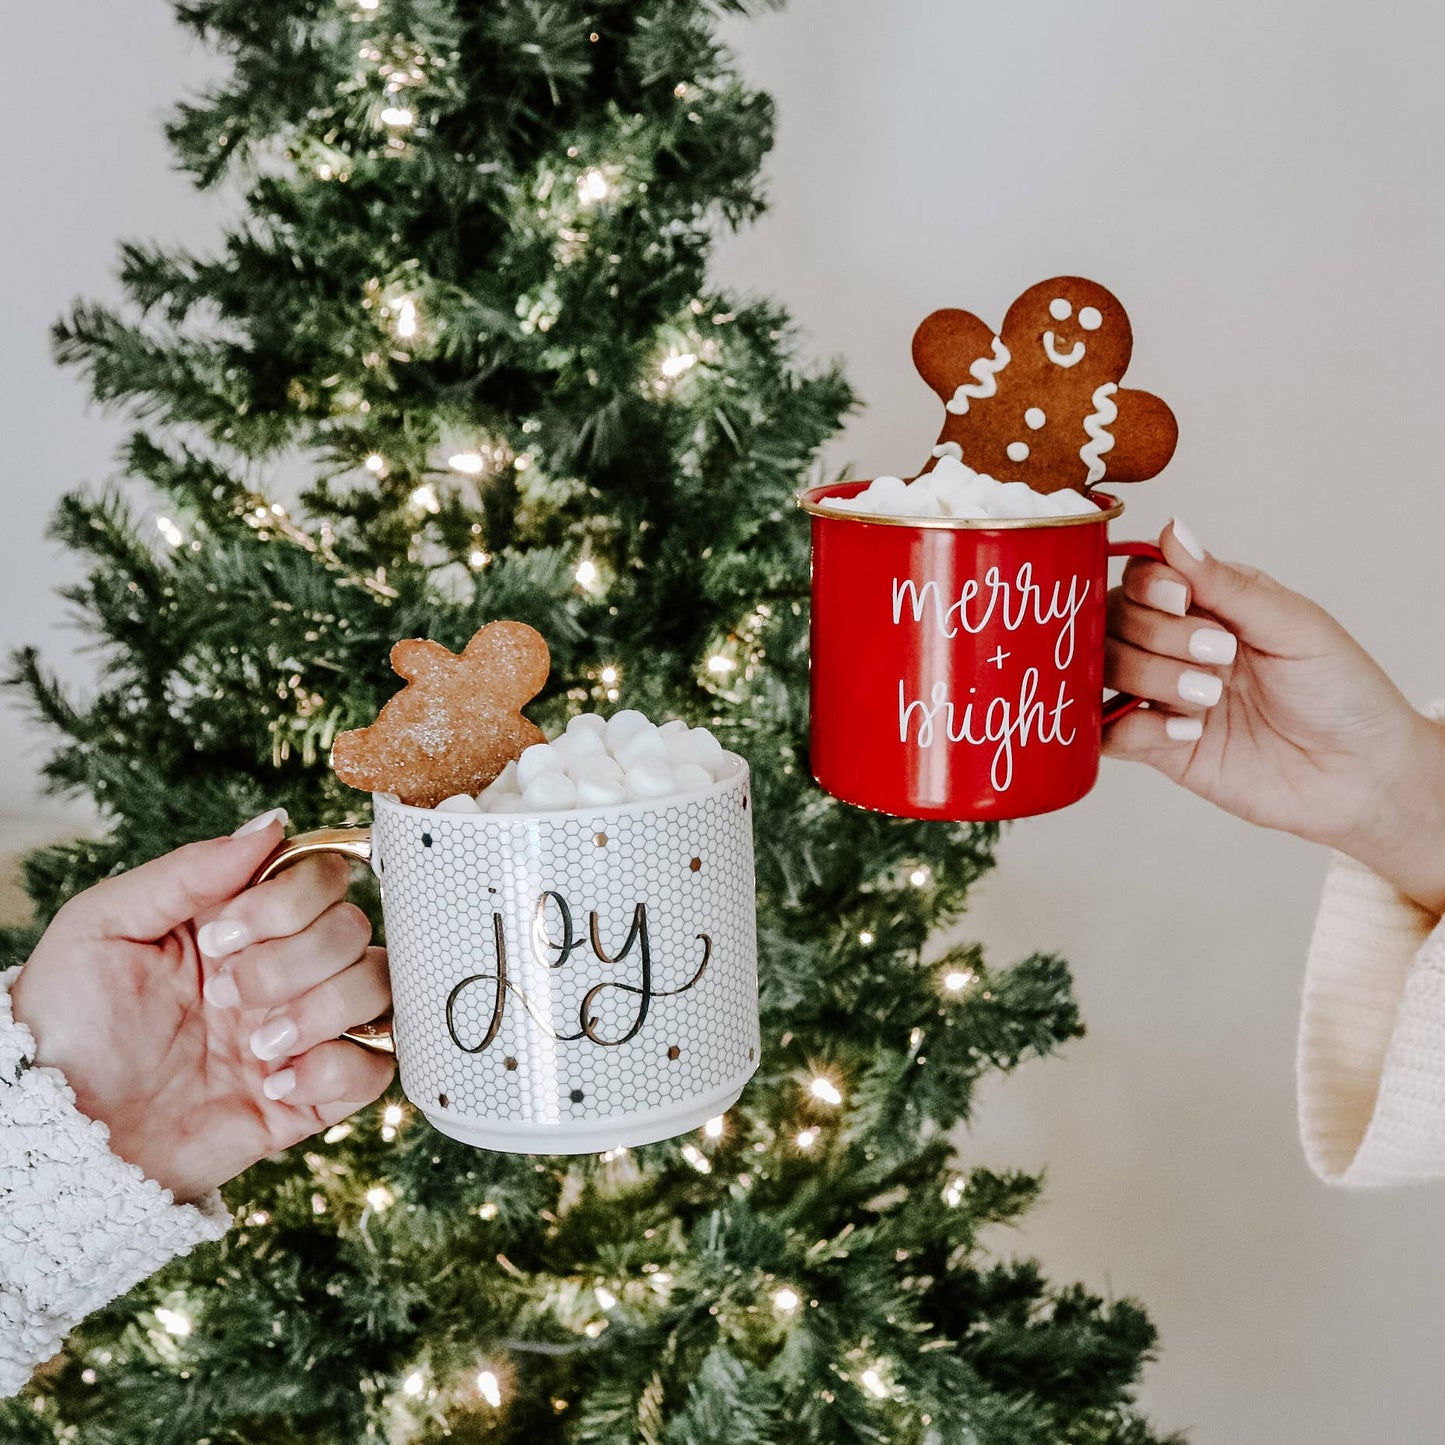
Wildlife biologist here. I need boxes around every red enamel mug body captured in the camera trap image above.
[801,481,1164,822]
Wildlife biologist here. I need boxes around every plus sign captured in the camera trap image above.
[987,645,1010,669]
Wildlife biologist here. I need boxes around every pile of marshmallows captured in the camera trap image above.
[828,454,1100,522]
[435,711,732,814]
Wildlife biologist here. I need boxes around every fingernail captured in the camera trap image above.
[1147,579,1188,617]
[1178,668,1223,707]
[262,1068,297,1101]
[1189,627,1238,665]
[234,807,289,838]
[203,969,240,1009]
[1166,716,1204,742]
[196,918,251,959]
[250,1016,300,1063]
[1172,518,1206,562]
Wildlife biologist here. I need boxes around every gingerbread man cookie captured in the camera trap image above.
[911,277,1177,495]
[332,621,549,809]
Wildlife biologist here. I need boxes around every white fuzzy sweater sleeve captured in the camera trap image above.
[1298,704,1445,1186]
[0,965,229,1395]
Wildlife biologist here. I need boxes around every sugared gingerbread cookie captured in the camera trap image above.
[912,277,1177,495]
[332,621,549,809]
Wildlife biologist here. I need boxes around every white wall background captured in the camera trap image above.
[5,1,1444,1439]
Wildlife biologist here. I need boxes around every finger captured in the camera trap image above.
[1106,636,1225,712]
[248,948,390,1063]
[261,1039,394,1117]
[1103,705,1205,768]
[196,851,352,960]
[1108,592,1239,668]
[1159,518,1318,650]
[63,809,289,944]
[1119,556,1193,618]
[214,900,372,1012]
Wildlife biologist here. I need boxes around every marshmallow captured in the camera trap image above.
[625,756,677,800]
[835,454,1103,522]
[687,727,725,763]
[604,709,652,749]
[521,770,578,810]
[614,728,667,769]
[435,793,480,813]
[673,762,713,793]
[570,756,626,788]
[566,712,608,738]
[576,773,627,806]
[551,727,605,764]
[516,742,564,789]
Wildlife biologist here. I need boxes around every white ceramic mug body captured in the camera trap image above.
[370,757,760,1153]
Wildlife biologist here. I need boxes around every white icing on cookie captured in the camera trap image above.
[931,441,964,461]
[1078,306,1102,331]
[1024,407,1046,429]
[1080,381,1119,483]
[1049,297,1072,321]
[1043,332,1085,368]
[944,336,1012,415]
[1006,441,1030,462]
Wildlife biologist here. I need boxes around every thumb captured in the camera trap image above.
[1160,518,1313,650]
[67,809,289,943]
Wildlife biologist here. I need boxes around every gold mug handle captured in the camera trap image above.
[251,827,395,1056]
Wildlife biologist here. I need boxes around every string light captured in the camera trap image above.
[943,968,975,993]
[704,1115,725,1139]
[379,105,415,129]
[706,654,736,675]
[469,549,491,569]
[594,1286,617,1310]
[575,558,599,590]
[860,1368,888,1399]
[356,0,379,9]
[659,351,697,379]
[771,1286,801,1313]
[383,1104,404,1127]
[577,167,612,203]
[402,1370,425,1397]
[311,1192,328,1214]
[365,1185,394,1212]
[584,1319,608,1337]
[795,1127,819,1150]
[154,1308,192,1337]
[600,665,619,685]
[599,1145,628,1162]
[155,516,183,547]
[943,1176,967,1207]
[476,1370,503,1408]
[324,1123,353,1143]
[448,452,485,474]
[409,483,441,514]
[810,1076,843,1106]
[476,1201,499,1220]
[909,865,931,887]
[394,297,418,337]
[858,930,874,945]
[681,1144,712,1174]
[364,453,386,473]
[246,1210,270,1226]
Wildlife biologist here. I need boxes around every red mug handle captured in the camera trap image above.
[1102,541,1168,726]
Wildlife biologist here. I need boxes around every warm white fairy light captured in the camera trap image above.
[324,1122,353,1143]
[394,297,418,337]
[706,654,736,675]
[704,1115,725,1139]
[943,1176,967,1207]
[448,452,486,474]
[584,1319,608,1337]
[380,105,415,129]
[909,865,931,887]
[795,1127,819,1150]
[681,1144,712,1174]
[312,1192,328,1214]
[365,1185,394,1212]
[810,1076,843,1106]
[410,483,441,514]
[383,1104,404,1128]
[476,1370,502,1408]
[771,1286,801,1314]
[81,1369,97,1384]
[402,1370,425,1397]
[577,167,612,203]
[860,1368,888,1399]
[595,1285,617,1311]
[469,549,491,569]
[943,968,975,993]
[599,1145,628,1162]
[600,665,619,685]
[659,351,697,379]
[246,1210,271,1226]
[477,1200,499,1220]
[575,558,599,590]
[154,1308,192,1338]
[364,453,386,473]
[155,516,183,547]
[858,930,874,945]
[356,0,379,9]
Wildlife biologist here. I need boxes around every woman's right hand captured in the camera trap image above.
[1104,519,1445,913]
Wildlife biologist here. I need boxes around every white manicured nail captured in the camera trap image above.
[197,917,251,959]
[250,1017,300,1062]
[203,969,240,1009]
[1189,628,1237,665]
[1178,669,1223,707]
[1166,716,1204,742]
[262,1068,297,1101]
[1171,518,1206,562]
[1147,579,1188,617]
[234,807,289,837]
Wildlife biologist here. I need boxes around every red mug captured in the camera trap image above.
[800,481,1164,821]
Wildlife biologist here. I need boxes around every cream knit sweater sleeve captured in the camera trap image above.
[0,965,230,1396]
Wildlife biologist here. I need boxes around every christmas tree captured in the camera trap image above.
[3,1,1175,1440]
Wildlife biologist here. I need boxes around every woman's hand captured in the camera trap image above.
[10,811,394,1204]
[1105,519,1445,913]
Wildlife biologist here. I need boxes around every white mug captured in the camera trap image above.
[254,757,761,1154]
